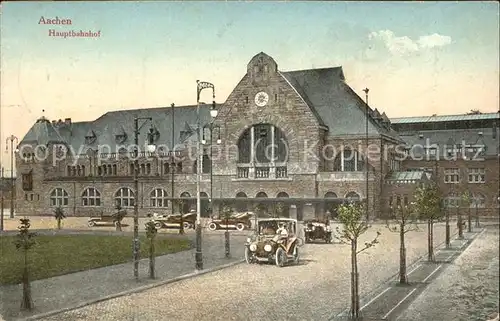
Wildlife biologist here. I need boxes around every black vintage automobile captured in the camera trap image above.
[303,219,332,243]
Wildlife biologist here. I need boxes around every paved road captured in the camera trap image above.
[40,224,452,321]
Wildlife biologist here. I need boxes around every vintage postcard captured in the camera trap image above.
[0,2,498,321]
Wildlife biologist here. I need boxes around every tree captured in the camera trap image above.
[53,206,66,230]
[413,183,442,262]
[386,199,420,284]
[145,221,157,279]
[461,191,472,233]
[222,204,233,258]
[113,205,127,231]
[467,109,481,115]
[14,218,36,311]
[334,202,381,319]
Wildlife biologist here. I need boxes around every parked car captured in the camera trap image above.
[244,218,303,267]
[303,219,332,243]
[147,212,196,230]
[207,212,254,231]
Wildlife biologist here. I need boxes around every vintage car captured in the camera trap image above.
[244,218,303,267]
[303,219,333,243]
[147,212,196,230]
[207,212,254,231]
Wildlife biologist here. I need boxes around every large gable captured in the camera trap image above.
[280,67,401,141]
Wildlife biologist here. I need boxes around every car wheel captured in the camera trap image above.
[244,247,253,264]
[305,237,310,244]
[236,223,245,231]
[87,220,95,227]
[275,247,287,267]
[154,222,162,229]
[208,222,218,231]
[183,222,190,230]
[292,245,299,264]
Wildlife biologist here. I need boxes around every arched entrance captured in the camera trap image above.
[255,192,268,217]
[276,192,290,217]
[324,192,339,219]
[346,192,361,204]
[179,192,192,214]
[200,192,210,217]
[235,192,248,212]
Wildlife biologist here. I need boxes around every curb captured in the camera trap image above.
[329,227,485,320]
[19,259,245,321]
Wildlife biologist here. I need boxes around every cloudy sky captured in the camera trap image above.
[0,1,499,169]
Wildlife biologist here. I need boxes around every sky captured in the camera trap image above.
[0,1,499,171]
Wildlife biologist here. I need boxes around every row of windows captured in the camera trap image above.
[443,193,487,208]
[48,188,363,208]
[444,168,486,183]
[49,187,170,208]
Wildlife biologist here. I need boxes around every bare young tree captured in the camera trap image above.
[386,199,420,284]
[15,218,36,311]
[145,220,157,279]
[53,206,65,230]
[461,191,472,233]
[178,199,185,235]
[113,205,127,231]
[335,202,381,319]
[414,183,442,262]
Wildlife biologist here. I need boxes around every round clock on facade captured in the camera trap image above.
[254,91,269,107]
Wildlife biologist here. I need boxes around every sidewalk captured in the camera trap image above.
[330,227,486,321]
[0,232,246,321]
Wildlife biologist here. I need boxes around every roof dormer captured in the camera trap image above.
[114,126,128,144]
[84,129,97,145]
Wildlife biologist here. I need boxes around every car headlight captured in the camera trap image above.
[246,237,251,243]
[249,243,257,251]
[264,244,272,252]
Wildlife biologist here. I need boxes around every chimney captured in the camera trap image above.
[64,118,71,125]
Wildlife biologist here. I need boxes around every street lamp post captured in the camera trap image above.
[132,117,156,280]
[362,88,369,221]
[202,106,222,255]
[6,135,18,219]
[1,167,4,231]
[196,80,216,271]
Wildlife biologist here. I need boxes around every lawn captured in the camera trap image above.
[0,234,192,285]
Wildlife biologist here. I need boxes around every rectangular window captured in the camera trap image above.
[468,168,485,183]
[21,172,33,191]
[444,168,460,183]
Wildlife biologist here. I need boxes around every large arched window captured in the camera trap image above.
[82,187,101,206]
[255,191,269,216]
[115,187,135,208]
[237,124,288,164]
[150,188,168,207]
[332,148,365,172]
[50,188,69,207]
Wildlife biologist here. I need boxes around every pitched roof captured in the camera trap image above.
[280,67,401,140]
[391,112,499,124]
